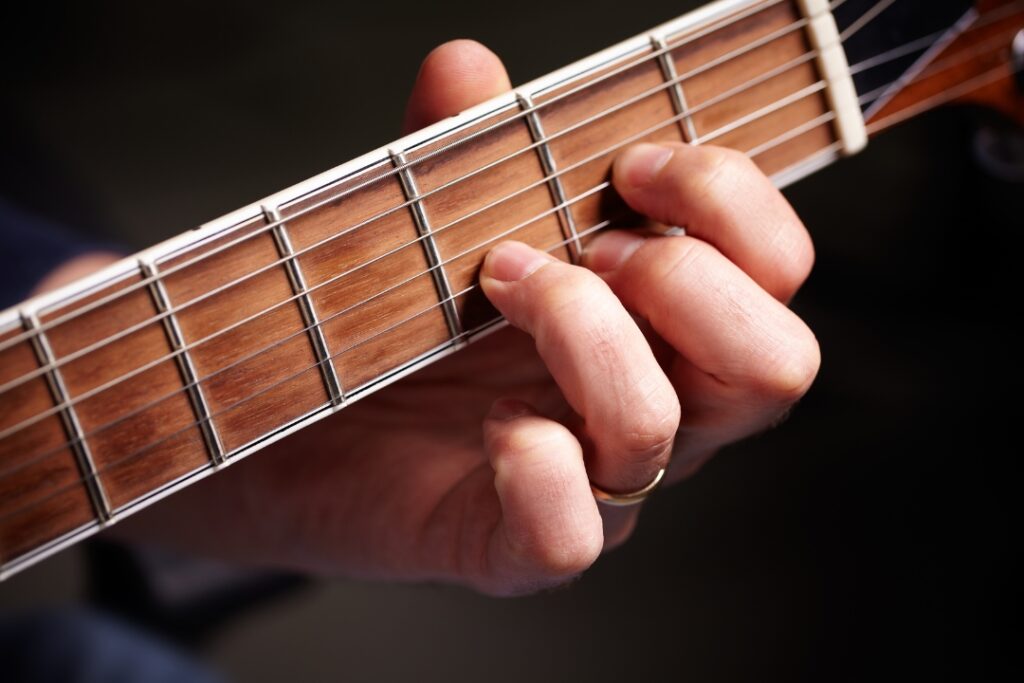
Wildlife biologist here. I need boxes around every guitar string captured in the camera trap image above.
[3,0,1018,381]
[0,101,840,486]
[0,0,797,356]
[2,0,1012,372]
[856,21,1024,107]
[840,0,1022,48]
[1,54,1018,529]
[0,18,1017,462]
[840,0,897,42]
[1,15,1018,472]
[856,31,1007,107]
[3,5,1012,403]
[864,57,1020,133]
[0,53,831,421]
[0,19,826,398]
[2,17,1015,497]
[0,214,711,524]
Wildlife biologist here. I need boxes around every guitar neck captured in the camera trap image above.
[1,0,1017,580]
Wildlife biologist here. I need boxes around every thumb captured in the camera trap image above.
[402,39,512,134]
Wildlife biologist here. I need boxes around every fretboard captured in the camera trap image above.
[0,0,871,578]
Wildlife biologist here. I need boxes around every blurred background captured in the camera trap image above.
[1,0,1021,680]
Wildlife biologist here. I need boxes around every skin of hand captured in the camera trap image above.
[44,40,820,596]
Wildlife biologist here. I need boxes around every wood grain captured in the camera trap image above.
[161,218,329,453]
[0,0,878,571]
[671,0,836,174]
[409,108,569,329]
[0,327,94,563]
[283,161,452,390]
[866,1,1024,132]
[536,44,684,237]
[40,274,208,510]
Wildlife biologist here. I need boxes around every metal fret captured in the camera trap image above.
[139,260,226,466]
[651,34,698,142]
[21,311,113,521]
[262,205,346,408]
[388,148,463,341]
[515,92,583,263]
[0,0,834,583]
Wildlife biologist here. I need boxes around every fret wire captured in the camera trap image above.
[5,3,1021,576]
[389,149,464,341]
[0,68,834,451]
[12,51,1023,570]
[22,0,972,384]
[263,205,346,407]
[0,40,823,405]
[4,73,914,522]
[19,311,112,522]
[0,0,804,358]
[1,102,840,484]
[516,92,582,262]
[0,216,615,528]
[139,259,227,466]
[0,180,608,479]
[0,26,829,404]
[651,34,698,142]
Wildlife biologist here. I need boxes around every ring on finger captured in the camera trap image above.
[590,468,666,507]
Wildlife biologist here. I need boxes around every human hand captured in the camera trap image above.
[117,40,820,596]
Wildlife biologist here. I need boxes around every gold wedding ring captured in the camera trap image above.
[590,468,666,507]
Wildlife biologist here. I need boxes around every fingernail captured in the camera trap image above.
[488,398,533,421]
[583,231,646,273]
[615,143,675,188]
[484,241,554,282]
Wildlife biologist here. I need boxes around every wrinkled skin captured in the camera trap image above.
[46,41,819,596]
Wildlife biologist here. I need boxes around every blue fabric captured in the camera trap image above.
[0,197,106,308]
[0,609,222,683]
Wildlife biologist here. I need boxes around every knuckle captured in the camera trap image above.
[620,429,677,466]
[653,237,715,293]
[619,396,681,463]
[686,146,750,199]
[534,263,607,314]
[493,419,578,461]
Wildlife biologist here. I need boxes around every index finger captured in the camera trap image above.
[480,241,681,495]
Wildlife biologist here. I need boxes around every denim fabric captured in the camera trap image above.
[0,198,104,308]
[0,609,222,683]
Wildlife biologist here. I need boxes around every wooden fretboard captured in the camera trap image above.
[3,0,1016,579]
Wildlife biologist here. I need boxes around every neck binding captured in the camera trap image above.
[0,0,863,579]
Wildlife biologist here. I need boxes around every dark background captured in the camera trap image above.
[1,1,1021,680]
